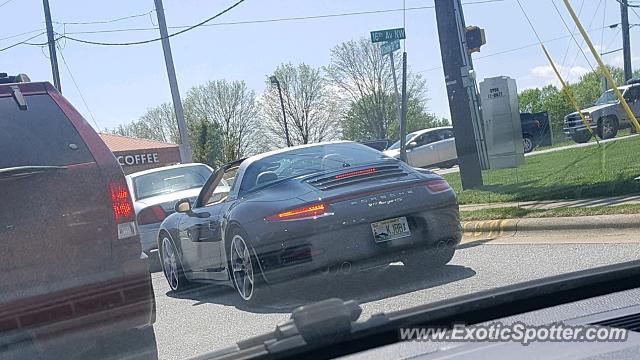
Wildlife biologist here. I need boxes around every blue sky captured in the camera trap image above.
[2,0,638,132]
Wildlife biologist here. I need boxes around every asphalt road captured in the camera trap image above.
[149,239,640,359]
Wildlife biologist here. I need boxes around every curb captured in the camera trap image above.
[461,214,640,236]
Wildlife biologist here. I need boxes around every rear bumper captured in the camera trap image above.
[138,223,161,252]
[253,201,461,284]
[0,258,155,346]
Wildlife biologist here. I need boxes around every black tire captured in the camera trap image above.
[523,135,535,153]
[96,326,158,360]
[570,131,592,143]
[598,116,619,140]
[227,228,267,305]
[402,241,456,271]
[159,234,188,292]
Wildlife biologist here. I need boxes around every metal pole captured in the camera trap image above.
[389,53,402,135]
[154,0,192,163]
[276,81,292,147]
[42,0,61,93]
[399,52,408,163]
[434,0,483,189]
[620,0,633,81]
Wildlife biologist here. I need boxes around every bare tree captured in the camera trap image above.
[183,80,259,162]
[260,63,341,149]
[325,38,427,140]
[110,102,179,143]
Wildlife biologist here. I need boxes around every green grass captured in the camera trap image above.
[460,204,640,221]
[534,128,634,152]
[444,136,640,205]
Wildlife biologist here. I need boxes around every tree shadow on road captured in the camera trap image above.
[165,263,475,314]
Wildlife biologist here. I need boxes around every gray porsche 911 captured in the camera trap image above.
[157,141,461,303]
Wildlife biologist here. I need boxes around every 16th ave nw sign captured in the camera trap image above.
[370,28,406,43]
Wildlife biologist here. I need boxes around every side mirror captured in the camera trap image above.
[175,198,192,213]
[407,141,418,149]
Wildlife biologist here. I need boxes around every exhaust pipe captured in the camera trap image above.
[340,262,352,274]
[436,240,446,251]
[446,238,456,248]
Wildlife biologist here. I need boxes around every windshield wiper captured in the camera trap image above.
[195,260,640,360]
[0,166,67,179]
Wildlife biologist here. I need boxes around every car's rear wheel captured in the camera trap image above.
[160,236,188,292]
[228,231,264,304]
[598,116,619,139]
[570,131,592,143]
[523,135,535,153]
[402,240,456,271]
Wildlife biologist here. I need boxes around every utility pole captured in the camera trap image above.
[42,0,61,93]
[434,0,484,189]
[620,0,633,82]
[270,76,291,147]
[399,52,408,163]
[154,0,192,163]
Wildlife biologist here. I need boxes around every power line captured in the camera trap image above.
[0,32,46,52]
[551,0,595,71]
[53,10,155,26]
[560,0,585,68]
[0,28,45,42]
[55,0,503,37]
[0,0,16,9]
[58,0,247,46]
[56,44,100,130]
[514,0,543,43]
[564,0,603,79]
[415,24,617,74]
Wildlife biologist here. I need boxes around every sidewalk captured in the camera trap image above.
[459,195,640,212]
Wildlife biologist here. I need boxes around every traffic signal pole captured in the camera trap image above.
[434,0,484,189]
[154,0,192,163]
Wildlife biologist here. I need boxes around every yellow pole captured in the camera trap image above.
[540,44,598,142]
[562,0,640,133]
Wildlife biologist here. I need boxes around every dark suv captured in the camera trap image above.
[0,74,157,359]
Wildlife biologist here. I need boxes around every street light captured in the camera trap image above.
[270,75,291,147]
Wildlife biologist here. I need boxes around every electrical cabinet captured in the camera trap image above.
[479,76,524,169]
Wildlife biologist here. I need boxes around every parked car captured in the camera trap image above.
[0,74,156,359]
[384,127,457,168]
[157,142,461,303]
[360,139,392,151]
[127,163,214,254]
[563,78,640,143]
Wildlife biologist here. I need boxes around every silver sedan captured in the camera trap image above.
[126,163,213,254]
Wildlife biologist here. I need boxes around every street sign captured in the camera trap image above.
[370,28,406,43]
[380,40,401,55]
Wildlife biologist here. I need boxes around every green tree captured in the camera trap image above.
[343,92,448,141]
[188,118,223,167]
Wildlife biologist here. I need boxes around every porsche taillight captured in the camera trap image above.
[425,179,451,193]
[266,203,327,221]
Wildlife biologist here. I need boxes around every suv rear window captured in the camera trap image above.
[0,94,94,168]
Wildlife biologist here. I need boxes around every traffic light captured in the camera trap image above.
[465,26,486,54]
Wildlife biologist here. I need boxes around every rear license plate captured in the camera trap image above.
[371,217,410,243]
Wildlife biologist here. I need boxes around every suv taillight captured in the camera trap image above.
[137,205,167,225]
[109,181,138,239]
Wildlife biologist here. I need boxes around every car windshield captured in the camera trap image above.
[239,142,387,194]
[594,89,619,105]
[5,1,640,359]
[132,165,212,200]
[387,132,420,150]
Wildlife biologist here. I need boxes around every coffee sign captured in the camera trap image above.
[117,153,159,166]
